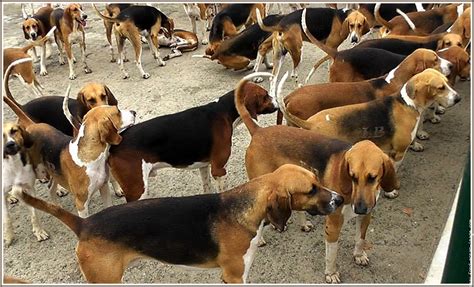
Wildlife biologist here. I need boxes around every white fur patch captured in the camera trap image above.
[438,57,452,76]
[385,64,400,83]
[400,84,417,109]
[242,220,264,283]
[325,241,339,274]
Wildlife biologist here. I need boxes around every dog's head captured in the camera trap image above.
[405,68,461,109]
[240,82,278,119]
[82,105,136,146]
[77,83,118,111]
[343,10,370,44]
[437,33,463,50]
[343,141,398,215]
[3,123,33,156]
[22,18,42,40]
[437,45,471,83]
[161,17,175,39]
[265,164,344,232]
[407,48,452,76]
[66,3,87,27]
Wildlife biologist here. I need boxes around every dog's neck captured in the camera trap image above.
[69,124,109,166]
[399,83,424,114]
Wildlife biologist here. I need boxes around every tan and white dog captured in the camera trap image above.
[183,3,217,45]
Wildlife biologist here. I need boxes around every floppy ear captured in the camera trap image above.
[19,126,34,148]
[380,154,400,192]
[36,22,44,37]
[22,25,30,39]
[436,39,446,50]
[76,91,88,109]
[362,18,370,35]
[104,86,118,106]
[266,191,291,232]
[415,59,427,74]
[98,117,122,145]
[340,18,350,38]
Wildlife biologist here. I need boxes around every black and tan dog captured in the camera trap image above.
[279,69,461,199]
[93,4,174,79]
[50,3,92,80]
[256,6,369,84]
[108,81,277,201]
[21,4,54,75]
[15,164,343,283]
[194,14,283,72]
[205,4,266,56]
[101,3,133,62]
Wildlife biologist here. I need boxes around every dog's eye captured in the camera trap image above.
[457,42,462,47]
[101,94,106,99]
[309,185,318,195]
[350,24,354,28]
[73,8,77,11]
[357,24,362,28]
[88,98,96,104]
[438,86,446,90]
[367,174,376,183]
[10,129,17,134]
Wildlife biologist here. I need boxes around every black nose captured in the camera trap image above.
[83,14,87,19]
[334,195,344,207]
[131,110,137,117]
[5,141,16,149]
[454,96,461,103]
[354,201,368,214]
[351,36,358,43]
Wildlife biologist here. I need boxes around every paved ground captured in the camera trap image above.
[2,3,471,284]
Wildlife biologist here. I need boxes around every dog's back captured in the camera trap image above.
[116,5,167,31]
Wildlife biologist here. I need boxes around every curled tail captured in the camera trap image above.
[234,72,273,135]
[374,3,393,30]
[14,190,83,237]
[93,4,121,23]
[3,58,35,126]
[305,54,331,84]
[301,8,337,58]
[276,71,314,130]
[256,8,276,32]
[21,26,56,53]
[395,9,416,31]
[62,85,81,135]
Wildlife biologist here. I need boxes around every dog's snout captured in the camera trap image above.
[351,36,358,43]
[334,195,344,207]
[354,200,368,214]
[454,95,461,104]
[5,141,16,149]
[83,14,87,19]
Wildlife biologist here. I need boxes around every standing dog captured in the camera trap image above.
[183,3,217,45]
[93,4,174,79]
[101,3,133,62]
[50,3,92,80]
[21,4,54,75]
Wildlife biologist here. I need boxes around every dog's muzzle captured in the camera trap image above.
[4,141,19,155]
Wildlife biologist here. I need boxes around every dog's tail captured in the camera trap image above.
[92,4,121,23]
[235,72,274,136]
[276,71,314,130]
[301,9,337,59]
[395,9,417,31]
[3,58,35,127]
[304,54,331,84]
[256,8,277,32]
[21,26,56,53]
[374,3,393,30]
[62,85,81,135]
[13,189,83,237]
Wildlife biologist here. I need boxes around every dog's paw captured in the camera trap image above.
[159,61,166,67]
[265,63,274,69]
[201,39,209,45]
[436,106,446,114]
[410,141,424,152]
[4,232,14,247]
[33,227,49,242]
[7,194,19,204]
[114,188,124,198]
[69,73,77,80]
[257,237,267,247]
[110,57,116,63]
[253,76,264,83]
[59,59,66,65]
[417,130,430,140]
[84,67,92,74]
[40,69,48,76]
[354,252,370,266]
[56,187,69,197]
[383,190,399,199]
[300,220,314,232]
[430,115,441,124]
[142,73,151,79]
[325,272,341,284]
[122,73,130,79]
[72,57,77,63]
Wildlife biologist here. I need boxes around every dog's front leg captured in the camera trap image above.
[80,33,92,74]
[99,183,112,208]
[296,210,314,231]
[64,40,77,80]
[150,34,166,67]
[353,214,371,266]
[325,210,344,283]
[3,187,14,246]
[39,44,48,76]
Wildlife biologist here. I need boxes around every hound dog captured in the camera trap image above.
[358,3,427,29]
[107,81,277,202]
[256,7,369,84]
[436,45,471,86]
[101,3,133,62]
[183,3,217,45]
[447,7,471,48]
[285,48,446,122]
[236,74,398,259]
[3,60,136,218]
[279,69,461,199]
[5,81,118,137]
[301,11,453,84]
[50,3,92,80]
[205,4,266,56]
[93,4,174,79]
[3,122,49,246]
[15,164,343,283]
[375,3,463,37]
[193,14,283,72]
[158,29,198,61]
[3,27,56,98]
[21,4,54,75]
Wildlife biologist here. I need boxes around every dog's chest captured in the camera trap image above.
[2,154,35,189]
